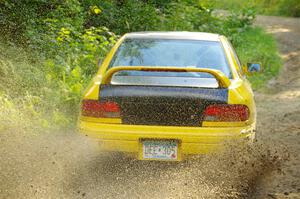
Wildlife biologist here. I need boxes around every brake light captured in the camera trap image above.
[203,104,249,122]
[81,100,120,118]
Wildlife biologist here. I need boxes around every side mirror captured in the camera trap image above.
[247,63,261,73]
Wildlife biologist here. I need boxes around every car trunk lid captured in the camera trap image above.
[99,85,228,126]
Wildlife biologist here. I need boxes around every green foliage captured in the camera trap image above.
[82,0,219,34]
[43,26,116,118]
[0,0,84,44]
[213,0,300,17]
[160,1,213,31]
[0,42,69,131]
[199,8,256,42]
[0,0,117,127]
[233,27,282,89]
[81,0,161,34]
[277,0,300,17]
[0,42,44,97]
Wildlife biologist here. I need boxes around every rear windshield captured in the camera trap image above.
[109,38,231,78]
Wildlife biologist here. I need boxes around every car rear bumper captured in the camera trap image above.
[79,120,255,158]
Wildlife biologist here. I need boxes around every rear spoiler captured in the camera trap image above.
[101,66,231,88]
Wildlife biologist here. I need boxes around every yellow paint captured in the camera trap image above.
[79,33,257,161]
[202,121,251,127]
[80,121,255,155]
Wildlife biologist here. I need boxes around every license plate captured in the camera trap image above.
[141,140,178,160]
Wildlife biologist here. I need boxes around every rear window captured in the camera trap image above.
[109,38,231,78]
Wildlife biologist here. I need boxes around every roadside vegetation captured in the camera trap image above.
[212,0,300,17]
[0,0,282,130]
[234,27,282,88]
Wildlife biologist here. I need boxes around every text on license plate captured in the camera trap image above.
[142,140,178,160]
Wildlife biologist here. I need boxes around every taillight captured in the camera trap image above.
[203,104,249,122]
[81,100,120,118]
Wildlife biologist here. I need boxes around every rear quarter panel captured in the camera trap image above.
[82,35,126,101]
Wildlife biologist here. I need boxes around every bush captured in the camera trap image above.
[82,0,161,35]
[213,0,300,17]
[0,0,117,126]
[43,26,117,119]
[233,27,282,89]
[0,42,69,131]
[277,0,300,17]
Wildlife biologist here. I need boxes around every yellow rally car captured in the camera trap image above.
[79,32,261,161]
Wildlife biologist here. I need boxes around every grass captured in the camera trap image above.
[233,27,282,89]
[0,41,71,133]
[212,0,300,17]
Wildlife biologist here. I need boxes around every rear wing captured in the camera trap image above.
[101,66,231,88]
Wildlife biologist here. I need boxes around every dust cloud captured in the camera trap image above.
[0,129,288,199]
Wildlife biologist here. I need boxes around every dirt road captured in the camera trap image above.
[0,16,299,199]
[253,15,300,198]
